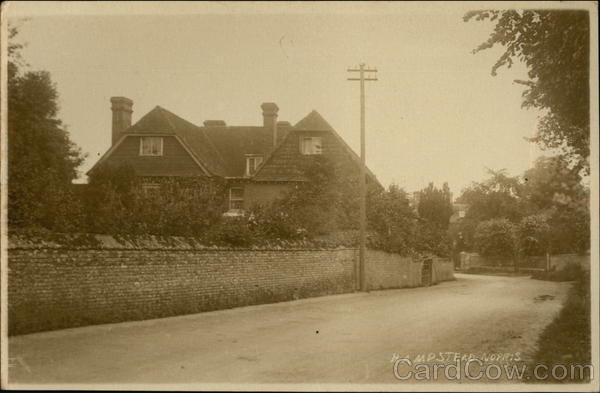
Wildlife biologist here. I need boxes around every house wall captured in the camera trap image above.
[8,235,455,336]
[99,135,206,176]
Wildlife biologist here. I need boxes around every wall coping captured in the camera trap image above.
[8,233,359,252]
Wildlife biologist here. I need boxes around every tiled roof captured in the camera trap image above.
[255,110,382,187]
[293,110,335,132]
[122,106,291,178]
[97,105,380,187]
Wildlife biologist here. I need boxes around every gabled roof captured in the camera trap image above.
[294,110,335,132]
[89,105,291,178]
[127,106,228,176]
[253,110,382,188]
[89,105,380,187]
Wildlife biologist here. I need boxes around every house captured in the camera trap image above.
[88,97,382,215]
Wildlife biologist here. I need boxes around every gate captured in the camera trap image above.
[421,258,433,286]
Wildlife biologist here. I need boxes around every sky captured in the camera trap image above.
[6,1,570,196]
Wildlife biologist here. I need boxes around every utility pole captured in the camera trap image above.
[347,63,377,292]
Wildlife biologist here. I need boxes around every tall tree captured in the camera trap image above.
[7,26,85,229]
[465,10,590,172]
[417,182,454,229]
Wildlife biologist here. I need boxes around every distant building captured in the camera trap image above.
[407,191,421,212]
[449,203,469,224]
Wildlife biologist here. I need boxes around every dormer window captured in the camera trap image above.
[300,136,322,155]
[140,137,163,156]
[245,155,263,176]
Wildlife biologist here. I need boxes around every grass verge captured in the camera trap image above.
[527,271,591,383]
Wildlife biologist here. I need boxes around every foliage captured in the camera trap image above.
[547,204,590,255]
[473,218,516,257]
[368,185,415,241]
[206,217,255,247]
[522,156,590,254]
[248,202,307,240]
[367,184,450,257]
[458,168,531,222]
[413,220,452,257]
[465,10,590,172]
[83,164,137,233]
[7,26,86,231]
[522,155,587,211]
[448,217,477,252]
[84,164,227,236]
[417,182,453,229]
[250,155,376,240]
[367,184,416,255]
[516,214,550,257]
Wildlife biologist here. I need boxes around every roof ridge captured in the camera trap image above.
[156,106,177,132]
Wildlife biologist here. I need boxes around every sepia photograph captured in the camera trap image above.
[0,1,598,391]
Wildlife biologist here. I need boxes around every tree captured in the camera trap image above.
[367,184,451,257]
[522,155,587,211]
[459,156,590,255]
[83,164,138,233]
[474,218,516,258]
[458,169,530,222]
[522,155,590,254]
[417,182,453,229]
[516,214,551,257]
[368,184,417,255]
[465,10,590,172]
[7,26,86,230]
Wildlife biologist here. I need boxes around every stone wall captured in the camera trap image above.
[364,250,455,290]
[364,249,423,290]
[431,257,456,283]
[8,234,454,335]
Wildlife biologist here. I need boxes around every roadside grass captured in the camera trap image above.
[527,271,591,383]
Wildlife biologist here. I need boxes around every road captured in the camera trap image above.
[8,274,570,387]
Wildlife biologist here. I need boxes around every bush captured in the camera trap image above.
[249,203,308,241]
[474,218,516,257]
[531,263,585,282]
[206,217,255,247]
[84,164,227,236]
[516,214,550,256]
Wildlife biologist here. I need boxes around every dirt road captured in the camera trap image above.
[8,274,570,387]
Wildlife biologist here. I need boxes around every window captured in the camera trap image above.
[300,136,322,155]
[139,137,163,156]
[245,155,264,176]
[229,187,244,211]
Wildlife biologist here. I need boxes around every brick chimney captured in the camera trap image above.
[110,97,133,145]
[261,102,279,148]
